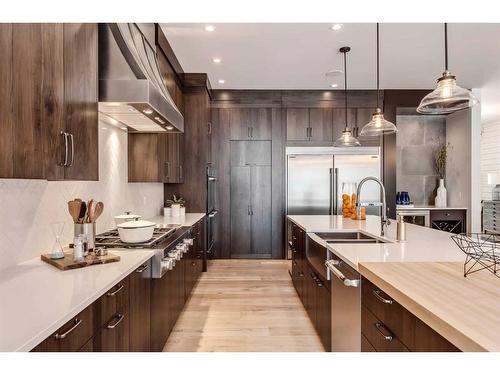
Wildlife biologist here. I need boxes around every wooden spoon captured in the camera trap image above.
[78,201,87,224]
[68,200,81,223]
[87,199,94,223]
[93,202,104,222]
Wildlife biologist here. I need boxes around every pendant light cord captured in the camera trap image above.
[376,23,380,109]
[344,49,348,129]
[444,23,448,71]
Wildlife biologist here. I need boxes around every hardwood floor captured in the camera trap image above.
[163,259,324,352]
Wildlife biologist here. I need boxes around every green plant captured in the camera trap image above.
[166,195,186,207]
[435,142,452,179]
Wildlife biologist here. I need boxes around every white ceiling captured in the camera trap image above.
[161,23,500,123]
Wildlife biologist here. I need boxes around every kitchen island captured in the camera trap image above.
[287,214,500,352]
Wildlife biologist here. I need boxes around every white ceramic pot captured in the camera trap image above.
[164,207,172,217]
[114,212,142,226]
[435,179,447,208]
[117,220,156,243]
[171,203,181,217]
[180,206,186,216]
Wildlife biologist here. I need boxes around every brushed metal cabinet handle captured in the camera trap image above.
[309,127,313,138]
[68,133,74,167]
[164,162,170,179]
[136,264,149,273]
[60,131,69,167]
[250,127,254,138]
[106,314,124,329]
[107,284,124,297]
[374,322,394,341]
[373,289,394,304]
[54,318,82,339]
[179,165,183,181]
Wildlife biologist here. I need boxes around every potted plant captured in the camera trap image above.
[435,143,452,208]
[166,195,186,217]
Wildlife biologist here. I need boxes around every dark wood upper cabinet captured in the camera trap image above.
[286,108,309,141]
[309,108,333,142]
[0,23,98,180]
[230,108,272,140]
[128,132,183,183]
[61,23,98,181]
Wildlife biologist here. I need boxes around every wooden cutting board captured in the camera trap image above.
[41,251,120,271]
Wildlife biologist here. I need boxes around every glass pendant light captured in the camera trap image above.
[360,23,398,136]
[334,46,360,147]
[417,24,479,114]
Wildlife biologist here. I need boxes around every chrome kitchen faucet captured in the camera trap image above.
[356,177,390,236]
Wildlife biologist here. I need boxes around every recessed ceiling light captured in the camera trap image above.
[331,24,343,31]
[142,108,153,115]
[218,79,225,84]
[325,70,343,77]
[330,83,338,88]
[205,25,215,32]
[165,125,174,130]
[121,127,127,131]
[212,57,221,63]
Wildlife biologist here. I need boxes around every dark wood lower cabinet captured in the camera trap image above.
[361,277,459,352]
[129,261,151,352]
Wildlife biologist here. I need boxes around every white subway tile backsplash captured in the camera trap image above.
[0,121,164,270]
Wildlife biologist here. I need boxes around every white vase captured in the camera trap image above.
[163,207,172,217]
[180,207,186,216]
[171,204,181,217]
[435,179,447,208]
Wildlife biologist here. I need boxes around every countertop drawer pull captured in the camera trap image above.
[106,314,124,329]
[54,318,82,340]
[374,322,393,341]
[135,264,149,273]
[107,284,124,297]
[373,289,393,304]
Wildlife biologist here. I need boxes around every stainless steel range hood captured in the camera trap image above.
[98,23,184,132]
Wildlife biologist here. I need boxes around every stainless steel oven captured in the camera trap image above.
[396,209,430,227]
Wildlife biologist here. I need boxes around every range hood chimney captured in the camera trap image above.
[98,23,184,132]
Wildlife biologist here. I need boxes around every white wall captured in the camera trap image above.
[0,119,164,271]
[480,121,500,201]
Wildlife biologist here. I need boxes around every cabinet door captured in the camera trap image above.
[286,108,309,141]
[250,108,272,140]
[230,140,272,167]
[305,267,317,326]
[230,166,252,257]
[164,133,183,183]
[128,133,162,182]
[316,279,331,351]
[129,261,151,352]
[63,23,98,180]
[12,24,64,179]
[0,24,13,177]
[309,108,333,142]
[251,166,272,257]
[151,272,174,351]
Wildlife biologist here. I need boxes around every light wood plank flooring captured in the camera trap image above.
[163,259,324,352]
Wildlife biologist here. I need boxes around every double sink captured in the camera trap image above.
[315,231,390,244]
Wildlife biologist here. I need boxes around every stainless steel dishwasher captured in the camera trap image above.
[325,254,361,352]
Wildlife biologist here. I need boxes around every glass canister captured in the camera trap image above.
[341,182,358,218]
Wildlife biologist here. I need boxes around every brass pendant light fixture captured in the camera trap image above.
[360,23,398,136]
[417,23,479,114]
[334,46,361,147]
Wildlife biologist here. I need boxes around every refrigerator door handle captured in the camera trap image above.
[330,168,338,215]
[334,168,338,215]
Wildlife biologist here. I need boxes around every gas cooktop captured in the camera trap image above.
[95,225,181,248]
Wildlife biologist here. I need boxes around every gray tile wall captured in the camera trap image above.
[396,114,446,205]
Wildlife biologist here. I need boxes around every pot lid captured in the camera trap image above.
[114,212,142,220]
[117,220,156,229]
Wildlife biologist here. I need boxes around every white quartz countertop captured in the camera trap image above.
[287,215,465,270]
[149,213,205,227]
[0,249,154,352]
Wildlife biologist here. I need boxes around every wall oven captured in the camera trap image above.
[206,163,218,264]
[207,164,216,214]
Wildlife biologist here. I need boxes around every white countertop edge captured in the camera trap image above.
[148,213,206,227]
[12,250,155,352]
[396,206,468,211]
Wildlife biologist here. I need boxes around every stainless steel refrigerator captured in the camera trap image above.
[286,147,382,216]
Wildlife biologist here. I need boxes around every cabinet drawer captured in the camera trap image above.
[430,210,465,221]
[362,278,415,347]
[361,334,376,352]
[361,305,409,352]
[98,278,130,325]
[33,305,93,352]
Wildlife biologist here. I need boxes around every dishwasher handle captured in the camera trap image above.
[325,260,360,288]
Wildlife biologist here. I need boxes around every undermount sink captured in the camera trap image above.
[315,231,389,244]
